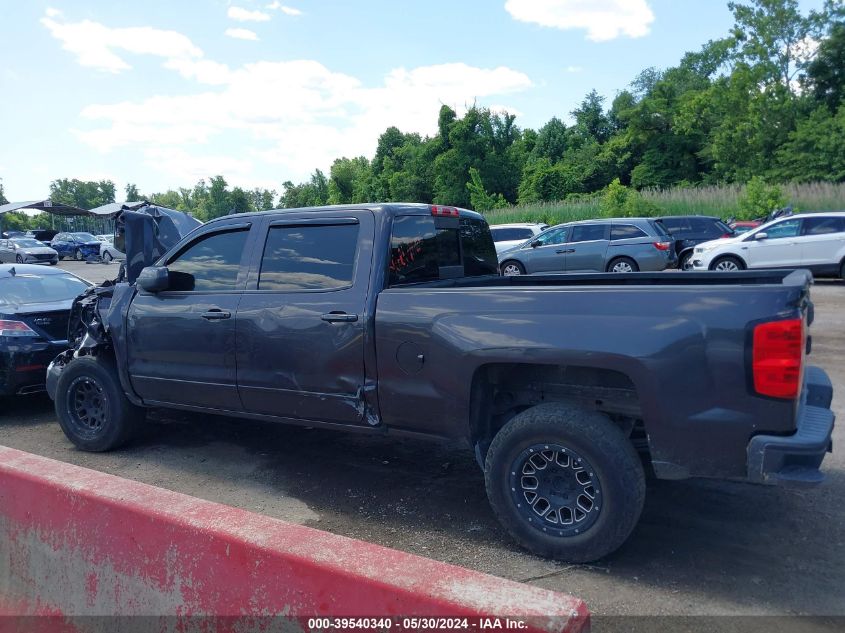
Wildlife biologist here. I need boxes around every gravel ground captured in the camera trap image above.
[2,260,843,625]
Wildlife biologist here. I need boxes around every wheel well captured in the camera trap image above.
[710,253,747,269]
[470,363,648,459]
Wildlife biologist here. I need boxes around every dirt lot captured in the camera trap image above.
[2,260,843,622]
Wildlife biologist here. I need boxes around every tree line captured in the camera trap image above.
[2,0,843,233]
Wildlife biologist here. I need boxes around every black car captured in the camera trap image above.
[657,216,735,270]
[0,264,91,396]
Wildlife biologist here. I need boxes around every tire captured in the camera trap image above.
[49,260,58,266]
[102,251,113,263]
[840,259,845,280]
[501,260,525,276]
[607,257,639,273]
[485,402,645,562]
[710,255,744,272]
[54,356,144,452]
[679,251,694,271]
[74,248,83,261]
[15,255,23,263]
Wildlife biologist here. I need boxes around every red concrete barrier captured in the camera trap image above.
[0,446,589,632]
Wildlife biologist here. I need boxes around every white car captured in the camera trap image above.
[692,212,845,278]
[100,240,125,263]
[490,223,549,256]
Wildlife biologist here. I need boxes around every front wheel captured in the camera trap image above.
[710,255,744,272]
[607,257,639,273]
[55,356,145,452]
[485,403,645,562]
[74,248,83,261]
[15,254,23,263]
[501,261,525,276]
[102,251,113,263]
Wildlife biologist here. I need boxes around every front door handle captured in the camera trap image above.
[321,312,359,323]
[202,309,231,320]
[556,249,575,254]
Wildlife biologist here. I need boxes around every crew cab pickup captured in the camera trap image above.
[47,203,835,562]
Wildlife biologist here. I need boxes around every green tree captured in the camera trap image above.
[150,190,183,210]
[279,170,329,208]
[774,105,845,181]
[737,176,787,219]
[125,183,143,202]
[49,178,116,209]
[804,23,845,111]
[0,179,8,205]
[466,167,507,211]
[229,187,253,214]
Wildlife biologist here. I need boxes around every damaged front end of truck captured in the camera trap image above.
[46,203,202,403]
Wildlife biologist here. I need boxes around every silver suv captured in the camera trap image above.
[498,218,676,275]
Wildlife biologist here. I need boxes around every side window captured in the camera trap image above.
[764,219,802,239]
[459,218,499,277]
[804,217,845,236]
[166,229,249,292]
[570,224,607,243]
[611,224,648,240]
[258,223,359,291]
[536,227,569,246]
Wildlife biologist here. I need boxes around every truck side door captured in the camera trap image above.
[126,223,253,410]
[235,211,373,424]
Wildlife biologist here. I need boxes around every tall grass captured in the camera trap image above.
[484,182,845,226]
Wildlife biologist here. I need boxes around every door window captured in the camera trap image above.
[569,224,607,243]
[491,227,534,242]
[763,219,801,239]
[803,217,845,235]
[535,227,569,246]
[166,229,249,291]
[259,223,359,291]
[611,224,648,240]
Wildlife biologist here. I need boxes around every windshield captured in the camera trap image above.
[71,233,97,241]
[0,273,89,306]
[11,239,44,248]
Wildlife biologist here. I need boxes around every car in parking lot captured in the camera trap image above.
[692,212,845,277]
[100,239,125,262]
[0,264,91,396]
[729,220,762,235]
[0,238,59,265]
[498,217,676,275]
[50,232,102,261]
[490,223,549,255]
[658,215,735,270]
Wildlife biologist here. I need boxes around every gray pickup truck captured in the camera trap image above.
[47,203,835,562]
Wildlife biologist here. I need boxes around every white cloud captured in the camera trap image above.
[45,7,62,17]
[41,14,202,73]
[265,1,301,14]
[565,65,583,73]
[225,28,259,41]
[48,14,532,186]
[504,0,655,42]
[227,6,271,22]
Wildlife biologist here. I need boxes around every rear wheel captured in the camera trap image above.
[840,259,845,280]
[679,251,694,271]
[15,254,23,263]
[711,255,744,272]
[485,402,645,562]
[55,356,144,452]
[501,261,525,276]
[607,257,638,273]
[102,251,113,263]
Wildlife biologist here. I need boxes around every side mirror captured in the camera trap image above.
[137,266,170,293]
[754,232,768,240]
[530,240,542,248]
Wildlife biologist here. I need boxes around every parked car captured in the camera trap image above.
[95,234,112,242]
[1,230,25,239]
[50,232,102,261]
[0,264,91,396]
[0,238,59,265]
[499,218,676,275]
[25,229,59,247]
[100,239,125,262]
[657,215,735,270]
[729,220,762,235]
[490,223,549,255]
[46,203,834,563]
[692,212,845,277]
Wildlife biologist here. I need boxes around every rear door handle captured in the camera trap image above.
[202,309,231,320]
[556,249,575,254]
[321,312,359,323]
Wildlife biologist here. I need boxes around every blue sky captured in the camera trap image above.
[0,0,826,201]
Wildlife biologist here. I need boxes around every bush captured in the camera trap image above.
[736,176,787,220]
[599,178,661,217]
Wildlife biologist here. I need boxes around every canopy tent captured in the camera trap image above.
[0,199,87,216]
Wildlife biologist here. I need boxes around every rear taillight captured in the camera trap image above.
[431,205,460,217]
[752,318,804,399]
[0,320,39,337]
[652,241,671,251]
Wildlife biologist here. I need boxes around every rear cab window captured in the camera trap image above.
[389,214,497,286]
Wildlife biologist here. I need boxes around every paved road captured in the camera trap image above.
[3,262,843,620]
